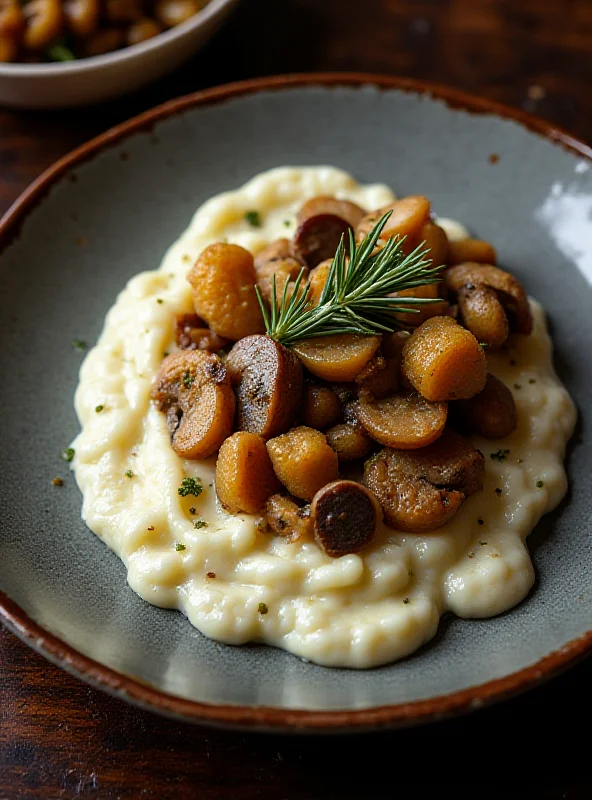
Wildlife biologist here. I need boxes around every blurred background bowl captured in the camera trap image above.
[0,0,240,109]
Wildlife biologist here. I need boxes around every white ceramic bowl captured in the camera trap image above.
[0,0,240,109]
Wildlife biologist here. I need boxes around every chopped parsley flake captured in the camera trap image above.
[283,219,291,227]
[95,404,104,413]
[182,370,195,389]
[125,470,134,478]
[495,488,503,495]
[514,383,522,390]
[529,378,536,384]
[258,602,269,615]
[62,447,75,462]
[490,449,510,462]
[52,477,64,486]
[403,598,410,604]
[245,210,262,227]
[182,254,191,263]
[189,506,197,515]
[178,477,203,497]
[194,520,208,529]
[175,542,186,552]
[536,480,544,488]
[163,351,169,358]
[72,339,87,352]
[157,298,164,304]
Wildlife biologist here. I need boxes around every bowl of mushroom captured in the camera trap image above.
[0,0,239,108]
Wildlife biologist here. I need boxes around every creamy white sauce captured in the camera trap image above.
[72,167,576,668]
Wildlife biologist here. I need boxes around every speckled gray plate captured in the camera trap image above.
[1,75,591,732]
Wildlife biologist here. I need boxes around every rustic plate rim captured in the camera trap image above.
[1,72,591,732]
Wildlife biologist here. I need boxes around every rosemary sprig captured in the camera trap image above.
[255,211,444,347]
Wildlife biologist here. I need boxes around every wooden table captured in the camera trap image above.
[1,1,591,796]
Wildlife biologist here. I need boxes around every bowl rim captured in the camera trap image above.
[1,72,591,732]
[0,0,237,76]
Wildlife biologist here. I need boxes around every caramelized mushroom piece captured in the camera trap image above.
[354,354,399,402]
[363,429,484,532]
[456,284,509,349]
[23,0,63,50]
[216,432,280,514]
[402,316,487,401]
[311,480,381,558]
[254,238,307,304]
[155,0,200,27]
[63,0,99,37]
[357,391,448,449]
[420,221,450,267]
[293,333,380,382]
[445,262,532,338]
[266,426,339,501]
[307,259,332,306]
[151,351,235,459]
[356,196,431,244]
[297,196,366,229]
[393,281,449,327]
[301,384,342,431]
[0,1,24,62]
[326,423,374,462]
[188,243,265,341]
[226,335,302,439]
[174,313,229,353]
[453,373,517,439]
[264,494,312,542]
[292,213,351,268]
[448,239,497,266]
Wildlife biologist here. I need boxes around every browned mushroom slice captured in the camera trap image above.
[326,423,374,462]
[448,239,497,266]
[354,354,399,402]
[355,196,431,244]
[292,213,351,268]
[174,313,229,353]
[215,432,280,514]
[456,284,509,349]
[293,333,380,382]
[266,426,339,501]
[392,282,449,328]
[402,316,487,401]
[311,480,381,557]
[254,238,307,304]
[453,373,517,439]
[187,243,265,341]
[297,196,366,229]
[264,493,312,542]
[151,351,235,459]
[445,262,532,336]
[420,221,450,267]
[226,335,302,439]
[308,259,333,306]
[301,384,343,431]
[357,391,448,449]
[363,429,484,532]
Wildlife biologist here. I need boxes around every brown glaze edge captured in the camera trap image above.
[0,72,591,731]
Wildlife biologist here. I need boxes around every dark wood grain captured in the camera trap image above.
[1,1,591,797]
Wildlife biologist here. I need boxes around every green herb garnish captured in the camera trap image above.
[245,210,262,227]
[283,219,291,227]
[536,480,544,488]
[258,602,269,615]
[194,520,208,529]
[125,470,134,478]
[490,449,510,462]
[46,42,76,62]
[175,542,186,551]
[256,212,441,346]
[95,404,104,413]
[72,339,87,352]
[62,447,75,462]
[182,370,195,389]
[178,477,203,497]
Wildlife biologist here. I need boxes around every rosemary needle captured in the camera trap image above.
[255,211,443,347]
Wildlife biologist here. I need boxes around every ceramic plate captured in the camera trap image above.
[1,75,590,732]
